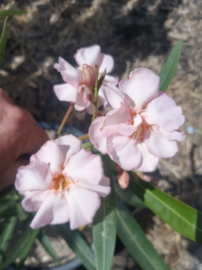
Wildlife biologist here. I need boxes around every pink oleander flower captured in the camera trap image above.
[53,44,117,113]
[15,135,111,229]
[89,68,185,172]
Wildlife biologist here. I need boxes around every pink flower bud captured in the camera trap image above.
[82,64,97,88]
[117,170,129,189]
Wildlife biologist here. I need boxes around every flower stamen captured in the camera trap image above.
[53,174,73,191]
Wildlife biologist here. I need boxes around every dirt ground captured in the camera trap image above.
[1,0,202,269]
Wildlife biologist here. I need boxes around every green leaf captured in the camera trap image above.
[0,200,17,218]
[0,217,17,264]
[93,156,116,270]
[0,17,7,65]
[116,196,170,270]
[38,230,59,263]
[129,176,202,244]
[56,224,96,270]
[114,180,146,208]
[16,202,28,221]
[0,10,26,18]
[0,227,40,270]
[0,186,16,202]
[159,39,183,91]
[81,141,94,150]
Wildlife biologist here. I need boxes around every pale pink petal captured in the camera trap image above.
[104,101,130,125]
[142,93,185,132]
[30,193,69,229]
[137,143,159,172]
[99,175,110,187]
[54,57,81,88]
[22,190,49,212]
[118,125,138,136]
[74,86,90,111]
[101,104,131,137]
[15,161,52,193]
[144,128,179,158]
[159,128,185,142]
[119,68,160,109]
[31,141,64,175]
[107,135,142,171]
[53,84,78,103]
[78,182,111,197]
[96,53,114,73]
[89,116,107,154]
[118,114,142,136]
[99,83,125,109]
[67,186,100,230]
[104,75,118,85]
[55,135,81,162]
[63,149,103,184]
[74,45,101,67]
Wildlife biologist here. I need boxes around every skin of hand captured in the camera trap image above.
[0,88,48,191]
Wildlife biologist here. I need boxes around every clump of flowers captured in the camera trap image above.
[15,44,185,230]
[89,68,185,172]
[53,44,117,113]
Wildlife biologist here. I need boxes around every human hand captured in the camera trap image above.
[0,88,48,191]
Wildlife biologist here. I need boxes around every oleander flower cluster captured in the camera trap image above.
[15,44,185,230]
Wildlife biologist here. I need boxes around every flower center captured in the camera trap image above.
[53,174,73,191]
[130,112,151,142]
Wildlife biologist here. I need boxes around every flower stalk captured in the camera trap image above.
[57,102,74,137]
[78,134,89,141]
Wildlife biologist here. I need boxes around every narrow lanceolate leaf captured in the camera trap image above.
[114,180,145,208]
[116,197,170,270]
[159,39,183,91]
[93,156,116,270]
[38,231,59,263]
[0,10,26,18]
[16,202,28,221]
[0,227,40,270]
[0,17,7,65]
[129,176,202,244]
[0,217,17,264]
[0,200,17,218]
[56,224,96,270]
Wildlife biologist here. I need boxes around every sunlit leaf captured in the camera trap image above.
[0,17,7,65]
[159,39,183,91]
[0,10,26,18]
[116,196,170,270]
[129,175,202,244]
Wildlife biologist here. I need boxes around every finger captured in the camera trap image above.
[0,155,30,191]
[21,123,48,155]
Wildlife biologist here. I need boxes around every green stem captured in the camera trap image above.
[92,72,99,122]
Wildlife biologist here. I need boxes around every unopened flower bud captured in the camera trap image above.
[117,170,129,189]
[82,64,96,88]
